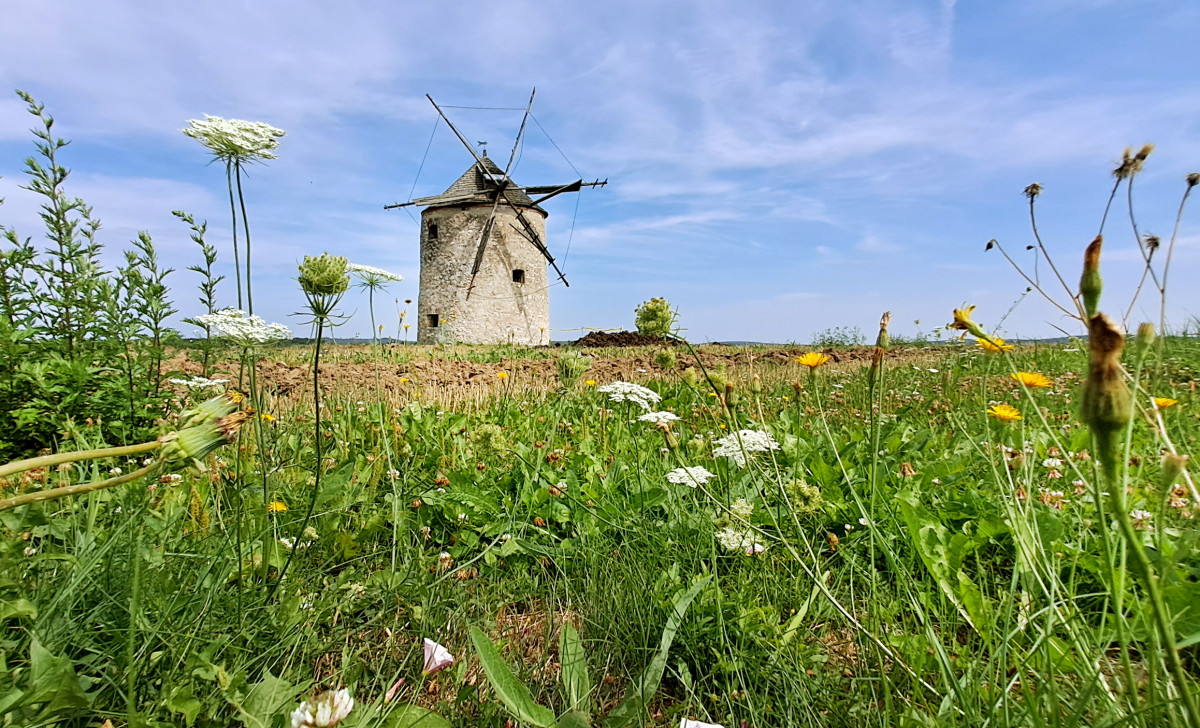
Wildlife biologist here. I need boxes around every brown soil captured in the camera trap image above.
[569,330,682,347]
[162,344,931,408]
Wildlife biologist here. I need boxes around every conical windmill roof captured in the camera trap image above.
[414,154,543,212]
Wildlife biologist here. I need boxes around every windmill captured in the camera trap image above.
[385,90,606,346]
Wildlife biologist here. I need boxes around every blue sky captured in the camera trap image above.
[1,0,1197,343]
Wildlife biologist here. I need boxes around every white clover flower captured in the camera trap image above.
[291,688,353,728]
[347,263,403,286]
[422,638,455,674]
[665,466,715,487]
[1130,509,1154,530]
[745,542,767,556]
[597,381,661,411]
[712,429,780,467]
[638,411,680,424]
[184,115,285,162]
[195,308,291,346]
[681,720,725,728]
[1042,457,1064,468]
[168,376,230,389]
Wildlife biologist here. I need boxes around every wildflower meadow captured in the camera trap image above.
[2,94,1200,728]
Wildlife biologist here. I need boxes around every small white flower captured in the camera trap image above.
[387,469,400,480]
[290,688,353,728]
[422,638,455,674]
[280,537,297,549]
[109,467,123,476]
[1130,509,1154,530]
[303,526,320,541]
[195,308,291,346]
[730,498,754,519]
[745,542,767,556]
[185,115,285,162]
[23,547,36,557]
[1042,458,1064,468]
[680,720,724,728]
[713,429,780,467]
[666,466,715,487]
[638,411,680,424]
[168,376,230,389]
[597,381,662,411]
[348,262,404,287]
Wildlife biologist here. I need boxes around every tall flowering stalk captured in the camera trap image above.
[271,254,348,596]
[347,263,403,350]
[183,115,285,314]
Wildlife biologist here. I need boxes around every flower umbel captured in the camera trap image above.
[183,116,285,163]
[194,309,291,346]
[666,466,715,487]
[597,381,662,411]
[713,429,780,467]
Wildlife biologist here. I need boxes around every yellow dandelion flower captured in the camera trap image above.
[496,371,508,380]
[1153,397,1178,409]
[267,501,288,513]
[977,337,1014,353]
[404,324,410,330]
[987,403,1022,422]
[948,304,988,339]
[399,377,410,383]
[227,391,245,404]
[260,413,276,422]
[584,379,596,387]
[796,352,831,369]
[1010,372,1052,389]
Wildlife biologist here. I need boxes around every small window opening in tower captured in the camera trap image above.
[427,313,439,328]
[512,269,525,284]
[428,223,438,239]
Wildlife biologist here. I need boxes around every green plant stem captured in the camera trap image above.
[236,161,253,315]
[127,512,144,722]
[227,160,243,311]
[269,317,324,598]
[0,440,162,479]
[1100,431,1199,724]
[0,462,161,511]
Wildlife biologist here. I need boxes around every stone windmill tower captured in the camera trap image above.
[386,91,605,346]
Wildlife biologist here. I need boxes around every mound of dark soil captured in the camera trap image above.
[569,330,682,348]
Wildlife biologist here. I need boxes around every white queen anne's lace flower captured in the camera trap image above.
[291,688,353,728]
[347,263,404,285]
[195,308,291,346]
[169,376,230,389]
[597,381,661,411]
[638,411,680,424]
[713,429,780,467]
[184,115,285,162]
[665,466,715,487]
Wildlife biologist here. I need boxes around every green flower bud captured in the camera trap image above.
[298,253,350,297]
[1080,236,1103,318]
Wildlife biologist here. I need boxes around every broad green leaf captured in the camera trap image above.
[234,670,307,728]
[897,493,991,638]
[469,625,556,728]
[0,597,37,621]
[603,575,710,728]
[375,704,453,728]
[559,710,592,728]
[165,684,204,727]
[28,638,92,718]
[559,622,591,714]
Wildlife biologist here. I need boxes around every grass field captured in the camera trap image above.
[3,332,1198,728]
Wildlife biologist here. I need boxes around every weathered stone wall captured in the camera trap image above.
[417,204,551,345]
